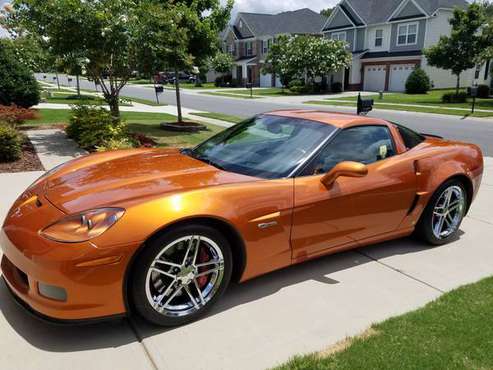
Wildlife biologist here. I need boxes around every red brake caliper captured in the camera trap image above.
[197,245,210,288]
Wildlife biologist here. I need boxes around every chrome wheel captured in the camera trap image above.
[431,185,465,240]
[145,235,225,317]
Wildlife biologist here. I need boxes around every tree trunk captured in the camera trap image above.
[456,73,461,96]
[174,66,183,123]
[106,94,120,118]
[76,74,81,98]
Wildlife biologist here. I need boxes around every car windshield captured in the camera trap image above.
[187,115,336,179]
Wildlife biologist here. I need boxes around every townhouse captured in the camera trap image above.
[221,8,327,87]
[323,0,492,92]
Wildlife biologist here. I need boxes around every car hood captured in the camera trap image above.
[43,148,257,214]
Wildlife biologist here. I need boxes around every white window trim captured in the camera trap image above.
[332,31,347,42]
[375,29,384,48]
[396,22,419,46]
[245,41,253,56]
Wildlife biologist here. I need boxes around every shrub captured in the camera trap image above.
[288,80,306,94]
[331,82,343,93]
[0,124,22,162]
[0,105,39,127]
[96,137,136,152]
[405,67,431,94]
[442,92,468,103]
[0,41,40,108]
[215,74,238,87]
[477,85,490,99]
[66,105,128,150]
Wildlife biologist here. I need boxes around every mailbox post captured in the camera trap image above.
[357,93,374,115]
[154,84,164,105]
[470,85,478,114]
[246,82,253,98]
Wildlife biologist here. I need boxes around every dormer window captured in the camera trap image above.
[375,29,383,47]
[397,23,418,46]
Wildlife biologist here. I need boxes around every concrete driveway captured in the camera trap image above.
[0,157,492,370]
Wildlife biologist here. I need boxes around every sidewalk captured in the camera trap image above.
[0,130,492,370]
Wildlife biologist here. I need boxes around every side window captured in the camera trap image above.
[301,126,396,176]
[394,124,425,150]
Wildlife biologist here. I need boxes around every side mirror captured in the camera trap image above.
[321,161,368,188]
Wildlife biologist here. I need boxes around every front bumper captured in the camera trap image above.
[0,193,138,321]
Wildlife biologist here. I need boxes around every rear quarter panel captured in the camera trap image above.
[399,138,483,230]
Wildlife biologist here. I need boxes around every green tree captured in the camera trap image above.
[0,40,40,107]
[211,52,234,84]
[424,4,485,95]
[2,0,154,117]
[262,35,292,88]
[320,8,333,18]
[131,0,232,123]
[264,35,351,88]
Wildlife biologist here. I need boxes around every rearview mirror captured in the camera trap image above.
[321,161,368,188]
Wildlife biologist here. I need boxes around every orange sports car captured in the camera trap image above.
[1,110,483,326]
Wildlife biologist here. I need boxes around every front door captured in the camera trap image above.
[291,125,416,260]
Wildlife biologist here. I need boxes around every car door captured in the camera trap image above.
[291,124,417,260]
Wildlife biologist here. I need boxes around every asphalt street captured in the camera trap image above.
[37,73,493,156]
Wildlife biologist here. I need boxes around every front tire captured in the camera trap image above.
[131,224,232,326]
[415,179,467,246]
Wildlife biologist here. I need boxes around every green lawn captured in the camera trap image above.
[190,112,244,124]
[178,82,218,90]
[275,276,493,370]
[44,92,106,105]
[122,96,167,106]
[221,87,295,97]
[202,91,261,99]
[340,89,493,110]
[305,99,493,118]
[24,109,222,148]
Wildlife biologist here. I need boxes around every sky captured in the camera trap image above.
[224,0,338,18]
[0,0,8,38]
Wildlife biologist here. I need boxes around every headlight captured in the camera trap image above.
[40,208,125,243]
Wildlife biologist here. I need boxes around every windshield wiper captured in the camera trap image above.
[191,153,227,171]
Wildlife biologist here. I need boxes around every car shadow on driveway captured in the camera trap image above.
[0,235,448,352]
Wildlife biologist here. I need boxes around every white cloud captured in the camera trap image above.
[222,0,339,19]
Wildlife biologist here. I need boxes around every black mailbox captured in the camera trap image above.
[245,82,253,89]
[357,93,374,115]
[470,86,478,98]
[155,85,164,93]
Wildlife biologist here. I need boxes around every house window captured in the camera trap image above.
[397,23,418,46]
[375,29,383,47]
[262,40,268,54]
[239,20,243,28]
[245,41,253,56]
[332,32,347,42]
[485,60,491,81]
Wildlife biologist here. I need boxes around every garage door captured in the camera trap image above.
[364,65,386,92]
[260,73,272,87]
[389,64,415,92]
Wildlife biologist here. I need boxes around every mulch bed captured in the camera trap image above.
[0,135,44,173]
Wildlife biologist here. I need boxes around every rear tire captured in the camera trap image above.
[131,224,232,326]
[415,179,467,246]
